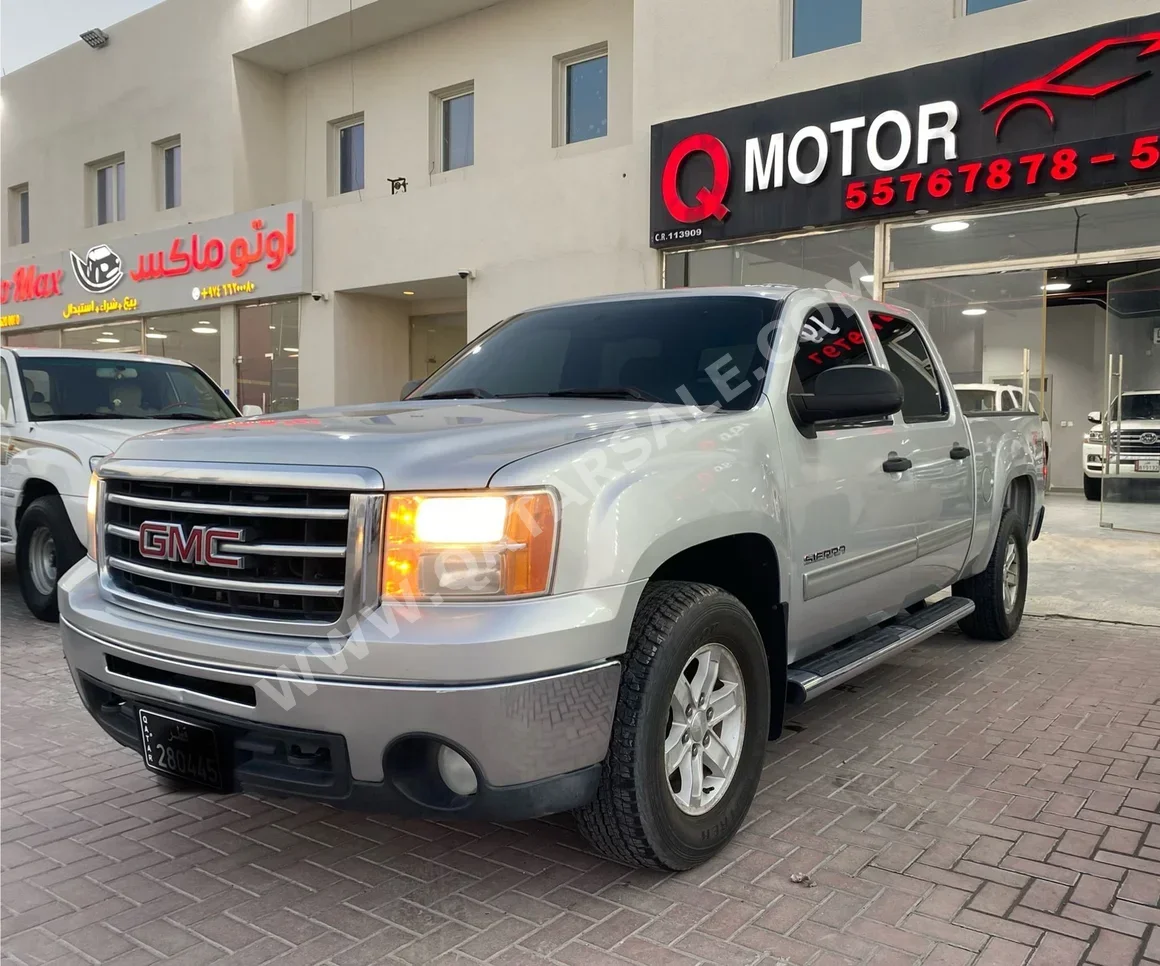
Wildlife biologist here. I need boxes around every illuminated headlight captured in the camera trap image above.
[383,490,558,599]
[86,472,99,559]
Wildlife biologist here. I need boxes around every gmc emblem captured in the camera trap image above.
[138,521,246,569]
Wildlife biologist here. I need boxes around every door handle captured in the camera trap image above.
[949,445,971,460]
[882,455,912,474]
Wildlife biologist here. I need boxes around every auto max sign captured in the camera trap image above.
[650,15,1160,247]
[0,201,312,329]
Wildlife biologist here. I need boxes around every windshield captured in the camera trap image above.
[415,295,781,410]
[1109,392,1160,421]
[955,389,998,412]
[15,356,237,422]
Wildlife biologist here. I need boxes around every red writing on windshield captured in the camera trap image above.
[130,211,297,283]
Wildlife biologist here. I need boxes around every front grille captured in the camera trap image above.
[1109,432,1160,456]
[101,474,373,628]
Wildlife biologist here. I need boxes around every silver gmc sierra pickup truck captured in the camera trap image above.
[60,286,1045,870]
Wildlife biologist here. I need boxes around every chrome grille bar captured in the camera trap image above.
[106,492,349,519]
[106,556,346,597]
[105,523,347,558]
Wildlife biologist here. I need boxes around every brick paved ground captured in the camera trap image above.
[2,565,1158,966]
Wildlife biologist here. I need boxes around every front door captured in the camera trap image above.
[773,294,919,661]
[873,311,974,597]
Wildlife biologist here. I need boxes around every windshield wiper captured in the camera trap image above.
[539,387,666,403]
[414,388,496,400]
[147,413,219,421]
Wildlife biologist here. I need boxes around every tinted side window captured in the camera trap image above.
[791,303,873,394]
[874,313,948,422]
[1001,390,1019,412]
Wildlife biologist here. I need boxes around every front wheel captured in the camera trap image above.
[575,581,770,870]
[1083,475,1101,501]
[953,507,1027,641]
[16,495,86,622]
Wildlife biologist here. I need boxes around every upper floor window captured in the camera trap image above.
[792,0,862,57]
[90,156,126,225]
[155,136,181,210]
[438,86,474,172]
[557,45,607,145]
[331,115,365,195]
[8,184,29,245]
[965,0,1025,12]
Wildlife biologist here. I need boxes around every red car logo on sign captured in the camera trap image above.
[138,522,246,569]
[982,31,1160,138]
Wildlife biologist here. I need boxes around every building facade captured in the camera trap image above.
[2,0,1158,493]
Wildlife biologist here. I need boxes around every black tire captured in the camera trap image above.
[574,581,770,870]
[952,508,1027,641]
[16,495,86,623]
[1083,475,1101,501]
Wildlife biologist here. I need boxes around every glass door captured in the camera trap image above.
[1099,269,1160,533]
[236,301,300,414]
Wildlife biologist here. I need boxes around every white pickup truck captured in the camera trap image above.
[60,288,1046,869]
[1,347,249,620]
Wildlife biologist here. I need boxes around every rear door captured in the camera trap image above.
[774,295,918,659]
[872,312,974,598]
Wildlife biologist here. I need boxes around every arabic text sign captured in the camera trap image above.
[0,201,312,330]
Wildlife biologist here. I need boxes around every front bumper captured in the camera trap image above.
[60,564,627,820]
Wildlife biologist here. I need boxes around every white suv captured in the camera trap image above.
[1082,390,1160,500]
[1,347,251,620]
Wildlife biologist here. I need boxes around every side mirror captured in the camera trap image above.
[792,365,903,424]
[1087,411,1101,424]
[400,378,423,401]
[241,404,263,417]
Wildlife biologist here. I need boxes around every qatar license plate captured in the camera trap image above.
[139,709,224,790]
[1136,460,1160,472]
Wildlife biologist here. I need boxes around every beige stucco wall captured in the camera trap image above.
[2,0,1153,406]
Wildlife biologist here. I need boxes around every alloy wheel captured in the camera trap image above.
[664,642,747,816]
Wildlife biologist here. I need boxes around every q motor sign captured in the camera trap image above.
[0,201,312,329]
[650,15,1160,247]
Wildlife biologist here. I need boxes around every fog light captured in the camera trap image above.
[436,745,478,796]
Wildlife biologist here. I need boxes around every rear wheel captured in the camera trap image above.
[16,495,86,622]
[953,508,1027,641]
[575,582,770,870]
[1083,475,1101,501]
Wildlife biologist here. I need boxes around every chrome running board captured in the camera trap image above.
[787,596,975,705]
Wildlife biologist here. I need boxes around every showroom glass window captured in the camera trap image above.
[793,0,861,57]
[565,53,608,143]
[143,311,221,381]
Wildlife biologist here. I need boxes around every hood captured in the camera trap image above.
[36,419,192,459]
[108,399,669,489]
[1095,418,1160,433]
